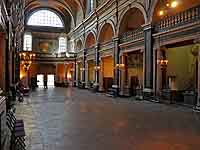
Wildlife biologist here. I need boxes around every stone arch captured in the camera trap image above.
[85,32,96,48]
[118,5,146,36]
[76,39,83,51]
[98,22,115,43]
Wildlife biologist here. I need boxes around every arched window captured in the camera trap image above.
[27,10,64,28]
[23,33,32,51]
[58,37,67,53]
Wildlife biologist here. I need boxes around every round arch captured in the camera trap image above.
[76,39,83,51]
[27,8,65,27]
[117,2,147,35]
[118,7,145,36]
[85,32,96,48]
[98,22,115,43]
[25,1,76,29]
[98,20,115,42]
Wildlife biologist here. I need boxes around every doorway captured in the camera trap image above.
[47,74,55,87]
[37,74,44,87]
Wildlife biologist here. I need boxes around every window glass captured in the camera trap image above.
[27,10,64,28]
[58,37,66,53]
[23,34,32,51]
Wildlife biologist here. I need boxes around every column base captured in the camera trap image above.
[91,83,99,93]
[193,105,200,112]
[143,88,157,101]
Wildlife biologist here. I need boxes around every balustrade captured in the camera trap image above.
[99,40,114,50]
[155,5,200,32]
[120,27,144,44]
[86,46,95,55]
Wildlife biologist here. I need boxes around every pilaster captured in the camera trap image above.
[143,23,154,98]
[113,37,120,88]
[76,61,79,86]
[82,49,87,87]
[94,43,100,84]
[195,39,200,111]
[85,61,89,88]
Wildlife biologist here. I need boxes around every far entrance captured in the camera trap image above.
[37,74,55,88]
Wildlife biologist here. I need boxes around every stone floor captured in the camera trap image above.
[15,87,200,150]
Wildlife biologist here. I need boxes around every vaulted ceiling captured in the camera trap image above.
[25,0,86,31]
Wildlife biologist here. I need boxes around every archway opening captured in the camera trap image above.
[119,8,145,36]
[85,33,96,48]
[76,40,83,51]
[99,23,114,43]
[27,9,64,28]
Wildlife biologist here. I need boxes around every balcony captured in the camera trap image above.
[154,5,200,32]
[86,46,95,56]
[99,40,114,51]
[119,27,144,44]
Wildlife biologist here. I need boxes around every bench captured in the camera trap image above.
[6,110,26,150]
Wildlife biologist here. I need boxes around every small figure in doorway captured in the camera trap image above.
[44,75,48,89]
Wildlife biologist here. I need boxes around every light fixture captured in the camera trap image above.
[116,63,125,69]
[171,1,178,8]
[158,10,164,16]
[94,66,100,70]
[80,67,85,71]
[166,3,170,7]
[19,51,36,72]
[158,0,180,17]
[158,59,168,65]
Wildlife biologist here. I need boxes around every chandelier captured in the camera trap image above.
[19,51,36,72]
[158,0,179,17]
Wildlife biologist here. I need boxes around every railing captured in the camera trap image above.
[99,40,114,50]
[120,27,144,44]
[155,5,200,32]
[86,46,95,55]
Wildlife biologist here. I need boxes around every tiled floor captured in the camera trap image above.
[16,87,200,150]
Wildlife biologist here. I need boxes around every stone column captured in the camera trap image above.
[155,48,162,96]
[76,61,79,86]
[94,43,100,89]
[73,61,77,87]
[99,57,104,92]
[143,24,154,99]
[82,49,87,87]
[113,37,120,93]
[55,63,59,83]
[119,54,126,95]
[85,61,89,88]
[196,41,200,110]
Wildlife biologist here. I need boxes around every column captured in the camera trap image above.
[76,61,79,86]
[55,63,59,83]
[82,49,86,87]
[85,61,89,88]
[196,41,200,110]
[94,43,100,90]
[113,37,120,88]
[155,48,162,95]
[143,24,154,99]
[64,64,67,83]
[119,54,125,95]
[99,57,104,92]
[73,61,77,87]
